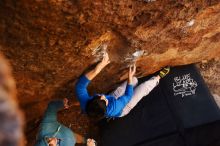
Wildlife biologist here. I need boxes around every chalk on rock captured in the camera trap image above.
[124,50,147,64]
[143,0,156,2]
[92,44,108,62]
[186,19,195,27]
[132,50,145,57]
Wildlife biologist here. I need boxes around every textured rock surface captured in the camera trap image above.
[198,58,220,106]
[0,0,219,142]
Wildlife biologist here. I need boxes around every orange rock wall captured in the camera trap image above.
[0,0,219,127]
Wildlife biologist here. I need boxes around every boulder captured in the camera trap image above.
[0,0,219,131]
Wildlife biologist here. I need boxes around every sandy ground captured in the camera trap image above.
[27,59,220,145]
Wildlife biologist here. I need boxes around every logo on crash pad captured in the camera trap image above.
[173,73,198,98]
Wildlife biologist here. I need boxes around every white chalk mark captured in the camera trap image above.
[143,0,156,2]
[186,19,195,27]
[132,50,145,57]
[181,19,195,34]
[124,50,148,65]
[92,44,108,62]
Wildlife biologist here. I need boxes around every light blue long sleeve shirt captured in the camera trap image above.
[35,100,76,146]
[75,75,133,117]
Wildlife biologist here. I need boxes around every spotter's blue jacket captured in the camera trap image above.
[35,100,76,146]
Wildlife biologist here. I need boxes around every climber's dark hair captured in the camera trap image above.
[86,95,107,119]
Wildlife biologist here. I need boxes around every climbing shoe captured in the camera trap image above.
[159,66,170,78]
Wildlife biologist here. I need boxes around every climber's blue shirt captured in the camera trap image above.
[75,75,133,117]
[35,100,76,146]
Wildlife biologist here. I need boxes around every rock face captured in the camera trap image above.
[0,0,219,132]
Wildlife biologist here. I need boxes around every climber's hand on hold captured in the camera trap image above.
[63,98,69,109]
[100,50,110,68]
[87,138,97,146]
[85,44,110,80]
[128,64,136,85]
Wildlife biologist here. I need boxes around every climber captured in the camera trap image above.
[35,98,96,146]
[75,44,170,119]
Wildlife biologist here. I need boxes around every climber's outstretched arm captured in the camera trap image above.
[42,98,69,123]
[75,45,110,111]
[85,50,110,80]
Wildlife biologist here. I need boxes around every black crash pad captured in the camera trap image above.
[100,64,220,146]
[161,65,220,128]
